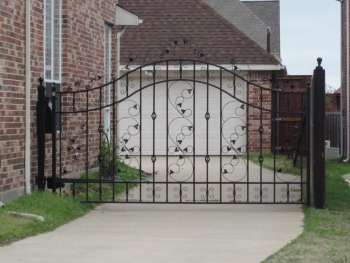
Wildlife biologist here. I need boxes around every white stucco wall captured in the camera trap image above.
[115,70,248,157]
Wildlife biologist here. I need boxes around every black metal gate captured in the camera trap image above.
[37,59,310,204]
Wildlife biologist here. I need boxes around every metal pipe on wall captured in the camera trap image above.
[25,0,32,194]
[346,0,350,161]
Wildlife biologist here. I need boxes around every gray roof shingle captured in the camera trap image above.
[202,0,269,55]
[119,0,280,66]
[242,0,281,58]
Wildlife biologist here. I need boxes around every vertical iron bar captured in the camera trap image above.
[166,62,169,202]
[112,81,117,202]
[233,183,236,203]
[179,60,183,79]
[272,75,277,203]
[51,89,57,193]
[152,64,156,203]
[139,69,143,202]
[59,90,63,195]
[233,73,236,97]
[37,78,46,191]
[99,86,102,201]
[72,183,76,199]
[259,86,263,203]
[193,61,196,202]
[126,74,129,97]
[206,64,209,203]
[300,92,305,203]
[116,86,120,203]
[180,183,182,203]
[273,112,277,202]
[219,69,223,203]
[306,85,311,206]
[300,139,304,203]
[246,82,250,203]
[85,91,89,201]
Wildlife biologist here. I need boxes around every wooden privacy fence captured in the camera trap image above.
[273,75,311,156]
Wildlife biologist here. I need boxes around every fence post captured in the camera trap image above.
[36,78,46,191]
[311,58,326,208]
[51,87,57,193]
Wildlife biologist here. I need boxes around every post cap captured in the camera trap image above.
[317,57,323,67]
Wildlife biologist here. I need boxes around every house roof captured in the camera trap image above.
[241,0,280,58]
[202,0,271,57]
[119,0,280,67]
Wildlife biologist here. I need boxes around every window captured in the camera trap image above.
[44,0,61,83]
[104,24,113,138]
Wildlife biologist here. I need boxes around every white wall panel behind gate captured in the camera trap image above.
[117,72,247,156]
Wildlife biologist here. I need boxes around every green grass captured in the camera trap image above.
[0,161,140,246]
[74,161,142,201]
[250,153,300,175]
[264,160,350,263]
[0,192,93,246]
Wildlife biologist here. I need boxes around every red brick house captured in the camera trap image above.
[0,0,141,201]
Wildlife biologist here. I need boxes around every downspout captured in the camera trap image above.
[115,27,126,144]
[340,0,344,158]
[344,0,350,162]
[25,0,32,194]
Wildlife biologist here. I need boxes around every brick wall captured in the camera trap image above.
[55,0,117,177]
[0,0,119,201]
[0,0,26,201]
[248,71,273,151]
[29,0,117,181]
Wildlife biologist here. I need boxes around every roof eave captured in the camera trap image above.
[116,5,143,26]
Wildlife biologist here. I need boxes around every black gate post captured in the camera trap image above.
[311,58,326,208]
[51,88,57,193]
[36,78,46,191]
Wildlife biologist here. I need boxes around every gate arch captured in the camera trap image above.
[46,59,308,204]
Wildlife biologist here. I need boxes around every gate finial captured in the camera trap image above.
[317,57,323,67]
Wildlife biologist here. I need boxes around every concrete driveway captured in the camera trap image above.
[0,204,303,263]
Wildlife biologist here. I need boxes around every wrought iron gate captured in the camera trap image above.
[37,59,310,204]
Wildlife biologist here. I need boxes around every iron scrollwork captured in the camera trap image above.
[168,81,194,182]
[118,99,141,170]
